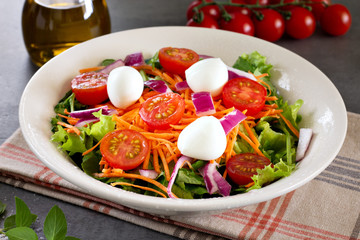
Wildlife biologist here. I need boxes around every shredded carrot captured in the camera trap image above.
[242,121,260,148]
[265,96,278,101]
[157,147,170,181]
[57,121,81,136]
[111,182,167,198]
[79,66,105,74]
[237,130,265,157]
[245,182,255,188]
[279,113,299,138]
[82,138,103,156]
[142,147,151,169]
[57,113,79,125]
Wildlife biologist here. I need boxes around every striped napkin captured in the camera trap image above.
[1,112,359,240]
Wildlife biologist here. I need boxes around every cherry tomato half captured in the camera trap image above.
[320,4,351,36]
[139,92,185,130]
[186,14,219,29]
[220,12,255,36]
[226,153,271,185]
[186,0,221,21]
[158,47,199,78]
[222,77,267,116]
[253,9,285,42]
[285,7,316,39]
[100,129,150,170]
[71,72,109,105]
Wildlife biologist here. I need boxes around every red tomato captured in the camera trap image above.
[139,92,185,130]
[305,0,331,21]
[71,72,108,105]
[158,47,199,78]
[224,0,251,17]
[320,4,351,36]
[285,7,316,39]
[222,77,267,116]
[270,0,297,10]
[186,14,219,29]
[100,129,150,170]
[253,9,285,42]
[186,0,221,20]
[245,0,269,5]
[226,153,271,185]
[220,12,255,36]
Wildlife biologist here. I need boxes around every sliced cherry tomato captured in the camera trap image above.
[139,92,185,130]
[71,72,108,105]
[253,8,285,42]
[222,77,267,116]
[220,12,255,36]
[158,47,199,78]
[100,129,150,170]
[285,7,316,39]
[186,14,219,29]
[186,0,221,20]
[226,153,271,185]
[320,4,351,36]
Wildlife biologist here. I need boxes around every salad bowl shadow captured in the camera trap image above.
[19,26,347,216]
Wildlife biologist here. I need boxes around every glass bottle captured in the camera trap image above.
[22,0,111,67]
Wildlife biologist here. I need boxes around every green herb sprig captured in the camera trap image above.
[0,197,80,240]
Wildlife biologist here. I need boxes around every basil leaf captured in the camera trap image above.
[15,197,37,228]
[5,226,38,240]
[43,205,67,240]
[4,215,16,231]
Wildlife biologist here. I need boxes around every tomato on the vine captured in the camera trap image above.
[285,7,316,39]
[100,129,150,170]
[224,0,252,17]
[245,0,269,6]
[139,92,185,130]
[306,0,331,21]
[253,8,285,42]
[270,0,297,10]
[320,4,351,36]
[226,153,271,185]
[222,77,267,116]
[158,47,199,78]
[186,14,219,29]
[220,12,255,36]
[71,72,108,105]
[186,0,221,21]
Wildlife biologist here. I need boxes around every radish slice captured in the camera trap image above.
[296,128,313,162]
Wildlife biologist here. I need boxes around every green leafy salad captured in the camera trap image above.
[50,48,309,199]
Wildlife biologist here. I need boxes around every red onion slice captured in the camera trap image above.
[139,169,158,179]
[175,81,189,91]
[296,128,313,162]
[199,161,231,196]
[167,155,193,199]
[220,109,247,135]
[124,52,145,66]
[99,59,125,74]
[191,91,216,116]
[227,66,257,81]
[69,106,116,127]
[144,80,172,93]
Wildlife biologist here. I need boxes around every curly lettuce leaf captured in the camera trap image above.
[86,111,116,142]
[247,160,296,191]
[51,125,87,156]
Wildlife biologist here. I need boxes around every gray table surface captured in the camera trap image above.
[1,0,359,239]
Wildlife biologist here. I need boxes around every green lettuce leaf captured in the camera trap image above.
[247,160,296,191]
[86,110,116,142]
[51,125,87,156]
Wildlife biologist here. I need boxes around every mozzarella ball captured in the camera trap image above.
[107,66,144,109]
[177,116,227,160]
[185,58,228,97]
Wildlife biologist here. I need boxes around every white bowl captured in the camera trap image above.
[19,26,347,216]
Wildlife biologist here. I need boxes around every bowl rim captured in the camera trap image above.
[19,26,348,215]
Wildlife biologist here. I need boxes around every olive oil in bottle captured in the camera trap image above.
[22,0,111,67]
